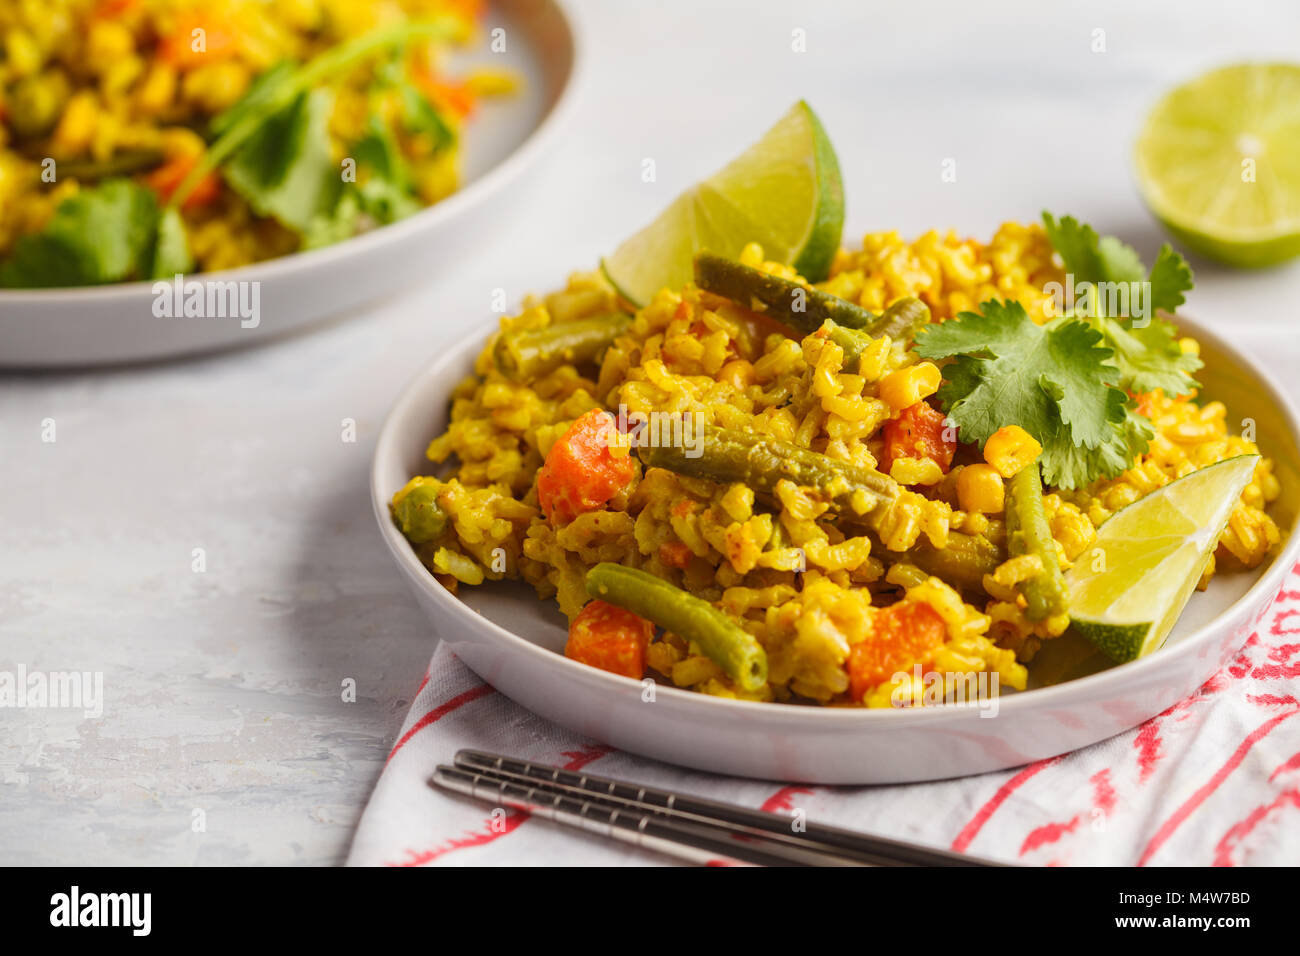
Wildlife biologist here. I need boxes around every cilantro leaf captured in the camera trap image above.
[914,300,1122,448]
[210,61,298,138]
[141,206,195,279]
[1043,405,1153,491]
[350,117,423,221]
[1096,315,1202,396]
[303,190,362,250]
[0,179,191,288]
[1146,243,1194,314]
[397,81,455,151]
[914,299,1142,489]
[371,56,456,151]
[1042,211,1195,305]
[301,113,424,250]
[1041,211,1200,397]
[221,58,441,249]
[1042,213,1145,286]
[221,89,338,233]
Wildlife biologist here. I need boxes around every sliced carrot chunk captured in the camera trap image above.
[848,602,948,701]
[658,541,693,569]
[881,401,956,475]
[537,408,635,524]
[565,600,654,679]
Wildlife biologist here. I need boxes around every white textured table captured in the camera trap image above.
[4,0,1299,865]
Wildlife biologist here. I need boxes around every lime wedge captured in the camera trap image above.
[601,101,844,306]
[1135,63,1300,268]
[1066,455,1259,663]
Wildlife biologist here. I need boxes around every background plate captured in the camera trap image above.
[0,0,577,368]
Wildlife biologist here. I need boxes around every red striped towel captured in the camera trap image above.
[348,563,1300,866]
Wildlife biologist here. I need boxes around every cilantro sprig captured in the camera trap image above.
[0,180,192,288]
[914,213,1202,489]
[915,300,1150,489]
[1041,212,1201,395]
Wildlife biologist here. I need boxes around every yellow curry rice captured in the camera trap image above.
[397,222,1282,707]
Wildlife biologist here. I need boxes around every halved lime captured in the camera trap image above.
[601,101,844,307]
[1066,455,1259,663]
[1135,63,1300,268]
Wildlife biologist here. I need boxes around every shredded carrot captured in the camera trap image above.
[145,154,221,210]
[159,10,237,68]
[419,77,476,118]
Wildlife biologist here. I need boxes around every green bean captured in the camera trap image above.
[811,298,929,365]
[694,252,879,333]
[1005,462,1068,620]
[639,426,899,520]
[904,531,1005,591]
[642,426,1003,591]
[392,478,448,544]
[875,297,931,347]
[51,149,167,182]
[823,325,874,364]
[693,253,933,357]
[493,312,631,381]
[585,563,768,691]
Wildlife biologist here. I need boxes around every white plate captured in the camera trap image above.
[371,315,1300,784]
[0,0,577,368]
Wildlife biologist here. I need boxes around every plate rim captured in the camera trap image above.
[0,0,581,306]
[371,310,1300,726]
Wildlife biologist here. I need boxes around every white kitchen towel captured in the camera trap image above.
[348,564,1300,866]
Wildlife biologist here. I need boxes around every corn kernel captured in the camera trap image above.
[984,425,1042,477]
[956,463,1005,513]
[87,20,134,72]
[52,92,98,155]
[182,61,251,113]
[889,456,944,486]
[877,362,942,411]
[137,63,178,115]
[4,28,42,77]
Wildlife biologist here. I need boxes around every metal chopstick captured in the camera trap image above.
[434,749,1001,866]
[432,764,849,866]
[455,749,995,866]
[451,751,897,865]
